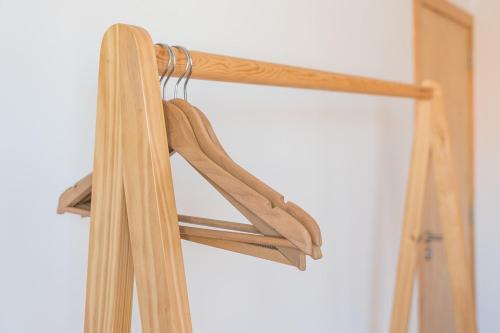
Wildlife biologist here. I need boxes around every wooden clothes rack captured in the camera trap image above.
[70,24,476,333]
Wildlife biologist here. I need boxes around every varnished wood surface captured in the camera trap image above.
[176,125,308,270]
[57,173,92,214]
[173,99,322,247]
[389,82,477,333]
[57,177,314,266]
[182,235,292,266]
[163,100,313,256]
[421,0,473,27]
[178,214,260,234]
[60,20,473,333]
[429,84,477,333]
[58,171,313,269]
[84,25,134,333]
[171,98,321,264]
[389,84,433,333]
[414,2,475,332]
[57,98,324,266]
[85,24,192,333]
[118,25,192,333]
[154,46,433,99]
[179,226,295,249]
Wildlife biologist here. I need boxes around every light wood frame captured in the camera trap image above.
[413,1,475,332]
[85,24,191,333]
[389,82,476,333]
[81,23,477,333]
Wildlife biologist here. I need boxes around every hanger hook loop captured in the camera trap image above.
[172,45,193,100]
[156,43,176,99]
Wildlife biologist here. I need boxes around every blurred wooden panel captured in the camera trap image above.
[414,1,474,332]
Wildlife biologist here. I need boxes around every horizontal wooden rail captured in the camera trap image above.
[179,226,295,249]
[178,215,260,234]
[154,45,433,99]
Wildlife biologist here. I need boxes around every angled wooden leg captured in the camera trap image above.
[117,24,192,333]
[83,25,135,333]
[389,86,433,333]
[428,82,477,333]
[85,24,192,333]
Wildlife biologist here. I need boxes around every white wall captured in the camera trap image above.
[471,1,500,332]
[447,1,500,332]
[0,0,496,332]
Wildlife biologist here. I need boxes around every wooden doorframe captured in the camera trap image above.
[413,0,475,332]
[414,1,474,186]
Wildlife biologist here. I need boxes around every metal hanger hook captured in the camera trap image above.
[156,43,176,99]
[172,45,193,100]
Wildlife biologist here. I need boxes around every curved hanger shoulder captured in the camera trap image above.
[163,100,313,256]
[172,98,322,248]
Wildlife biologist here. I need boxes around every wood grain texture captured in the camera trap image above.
[188,100,323,261]
[390,81,477,333]
[60,198,264,238]
[179,225,295,249]
[414,2,475,331]
[84,25,134,333]
[178,215,260,234]
[58,171,313,268]
[173,99,322,247]
[172,99,321,264]
[84,24,193,333]
[154,46,433,99]
[163,100,311,269]
[429,83,477,333]
[64,206,91,217]
[182,235,292,266]
[421,0,473,27]
[197,104,323,258]
[163,100,313,256]
[389,82,433,333]
[61,22,460,333]
[58,173,92,214]
[115,24,192,333]
[193,171,307,270]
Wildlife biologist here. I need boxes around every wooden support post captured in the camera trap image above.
[389,81,477,333]
[429,83,477,333]
[84,24,192,333]
[389,84,433,333]
[84,25,135,333]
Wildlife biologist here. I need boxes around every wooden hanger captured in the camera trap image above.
[171,98,322,261]
[57,179,312,268]
[163,100,313,255]
[57,173,92,216]
[56,176,300,267]
[194,166,308,268]
[172,99,322,246]
[57,101,321,269]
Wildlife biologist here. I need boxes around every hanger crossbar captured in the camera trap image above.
[155,45,433,99]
